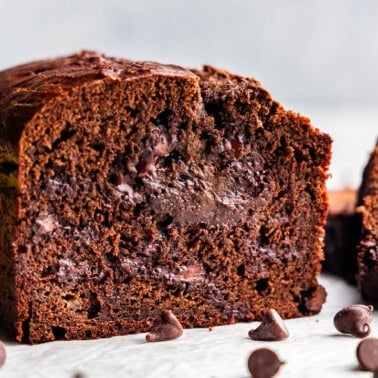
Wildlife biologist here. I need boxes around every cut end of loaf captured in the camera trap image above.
[0,52,331,343]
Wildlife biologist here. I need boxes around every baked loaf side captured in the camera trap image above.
[357,142,378,306]
[0,52,331,343]
[0,142,18,335]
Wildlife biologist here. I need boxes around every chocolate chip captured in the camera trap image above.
[146,310,183,342]
[0,341,6,367]
[248,309,289,341]
[334,304,373,338]
[357,338,378,371]
[136,151,156,177]
[72,373,85,378]
[152,132,171,157]
[247,348,283,378]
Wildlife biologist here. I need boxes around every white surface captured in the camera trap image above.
[1,274,376,378]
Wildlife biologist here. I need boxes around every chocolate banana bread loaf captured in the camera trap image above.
[357,142,378,306]
[0,52,331,343]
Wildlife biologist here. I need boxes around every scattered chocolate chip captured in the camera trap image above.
[357,338,378,371]
[0,341,5,367]
[334,304,373,338]
[248,309,289,341]
[72,373,85,378]
[247,348,283,378]
[146,310,183,342]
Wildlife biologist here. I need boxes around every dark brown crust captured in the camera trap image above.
[0,52,331,343]
[0,51,195,145]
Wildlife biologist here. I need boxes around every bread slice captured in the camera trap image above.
[0,52,331,343]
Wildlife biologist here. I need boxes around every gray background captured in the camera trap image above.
[1,0,377,188]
